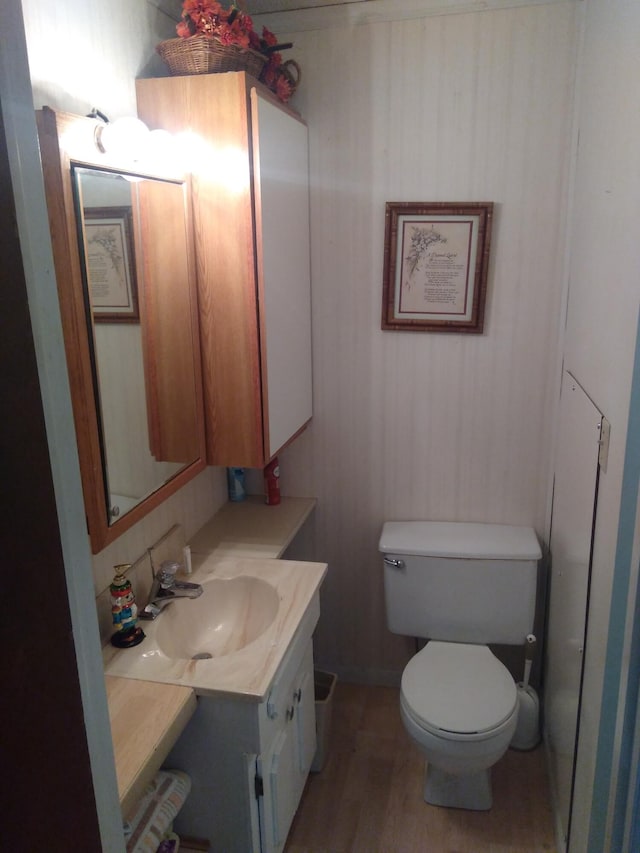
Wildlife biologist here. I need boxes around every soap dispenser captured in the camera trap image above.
[110,564,145,648]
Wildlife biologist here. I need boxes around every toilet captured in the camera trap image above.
[379,520,541,811]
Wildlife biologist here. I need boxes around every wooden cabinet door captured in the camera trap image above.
[260,640,316,851]
[268,726,299,850]
[137,74,313,469]
[252,90,313,460]
[294,647,317,777]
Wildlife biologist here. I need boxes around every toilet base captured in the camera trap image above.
[424,762,492,811]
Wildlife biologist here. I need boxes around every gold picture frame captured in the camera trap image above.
[83,206,139,322]
[382,201,493,333]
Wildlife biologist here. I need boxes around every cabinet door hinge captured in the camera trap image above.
[598,416,611,473]
[255,773,264,798]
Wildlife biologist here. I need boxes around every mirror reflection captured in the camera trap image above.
[74,168,201,525]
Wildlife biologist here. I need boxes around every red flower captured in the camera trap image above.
[177,0,254,43]
[173,1,298,103]
[261,53,282,85]
[275,75,292,102]
[261,26,278,48]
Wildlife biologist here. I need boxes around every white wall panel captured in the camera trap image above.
[21,0,175,116]
[546,373,602,849]
[21,0,579,684]
[560,2,640,850]
[280,2,579,678]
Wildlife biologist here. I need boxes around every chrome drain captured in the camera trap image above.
[191,652,213,660]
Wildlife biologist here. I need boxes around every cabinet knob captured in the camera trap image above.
[286,705,295,721]
[294,687,302,703]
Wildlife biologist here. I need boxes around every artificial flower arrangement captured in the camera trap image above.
[173,0,299,102]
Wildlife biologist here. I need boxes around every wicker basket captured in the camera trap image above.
[157,35,267,78]
[279,59,301,97]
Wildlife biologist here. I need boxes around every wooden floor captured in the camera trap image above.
[285,683,557,853]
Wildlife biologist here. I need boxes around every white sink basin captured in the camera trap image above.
[155,575,279,660]
[104,557,327,700]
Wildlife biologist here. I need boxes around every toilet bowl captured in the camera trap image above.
[380,520,541,812]
[399,641,518,809]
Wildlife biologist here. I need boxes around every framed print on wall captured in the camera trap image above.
[381,201,493,333]
[83,206,139,322]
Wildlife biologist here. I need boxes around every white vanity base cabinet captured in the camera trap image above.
[258,641,316,852]
[165,606,318,852]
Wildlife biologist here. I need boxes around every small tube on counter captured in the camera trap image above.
[182,545,192,575]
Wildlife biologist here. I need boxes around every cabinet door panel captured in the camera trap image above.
[269,727,299,848]
[295,651,317,776]
[546,372,602,847]
[137,75,313,468]
[253,91,313,458]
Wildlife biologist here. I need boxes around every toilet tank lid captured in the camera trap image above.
[379,521,541,560]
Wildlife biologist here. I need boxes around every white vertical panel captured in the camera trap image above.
[560,5,640,848]
[545,372,602,850]
[94,324,173,499]
[254,94,313,458]
[279,2,579,678]
[1,2,125,847]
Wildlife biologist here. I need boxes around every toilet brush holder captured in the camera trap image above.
[511,683,540,750]
[511,633,540,750]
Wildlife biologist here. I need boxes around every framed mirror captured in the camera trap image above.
[37,107,206,553]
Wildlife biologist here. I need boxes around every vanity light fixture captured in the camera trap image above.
[147,128,179,168]
[94,115,151,160]
[89,108,178,170]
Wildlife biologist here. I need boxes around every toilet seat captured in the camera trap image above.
[401,641,517,740]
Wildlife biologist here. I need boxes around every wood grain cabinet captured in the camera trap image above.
[137,72,313,468]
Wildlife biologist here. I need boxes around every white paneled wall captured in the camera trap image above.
[21,0,175,116]
[559,2,640,848]
[22,0,579,679]
[278,2,579,679]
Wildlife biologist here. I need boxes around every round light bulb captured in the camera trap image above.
[147,128,178,168]
[98,116,150,160]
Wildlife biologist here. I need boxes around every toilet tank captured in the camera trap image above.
[379,521,541,645]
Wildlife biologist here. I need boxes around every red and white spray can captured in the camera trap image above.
[264,456,281,505]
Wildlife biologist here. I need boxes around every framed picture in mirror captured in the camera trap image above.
[84,205,139,322]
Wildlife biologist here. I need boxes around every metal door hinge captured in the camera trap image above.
[255,774,264,798]
[598,417,611,473]
[266,688,278,720]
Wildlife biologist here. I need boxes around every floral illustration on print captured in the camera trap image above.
[87,226,125,282]
[404,226,447,288]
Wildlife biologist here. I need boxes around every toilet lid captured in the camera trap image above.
[401,642,517,735]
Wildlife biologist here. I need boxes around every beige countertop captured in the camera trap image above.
[105,496,322,811]
[106,675,196,818]
[104,555,326,700]
[188,495,316,562]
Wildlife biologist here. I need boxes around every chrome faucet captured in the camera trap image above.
[140,560,202,620]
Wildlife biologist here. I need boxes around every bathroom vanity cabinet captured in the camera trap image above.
[104,505,325,852]
[164,629,317,852]
[136,72,313,469]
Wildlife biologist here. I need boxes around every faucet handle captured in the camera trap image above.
[157,560,180,587]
